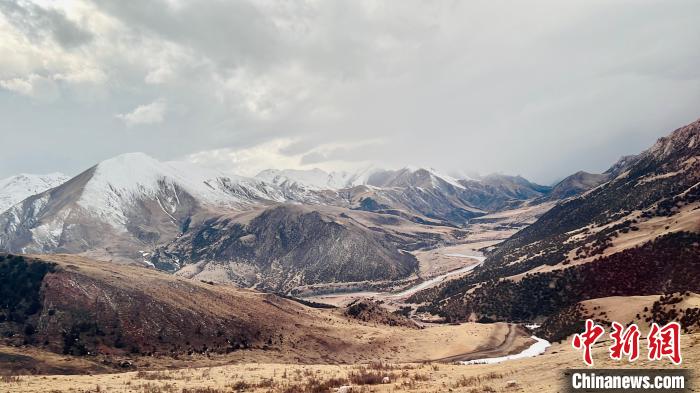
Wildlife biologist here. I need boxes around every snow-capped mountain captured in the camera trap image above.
[256,166,471,191]
[346,168,551,221]
[0,152,555,264]
[74,152,285,227]
[255,166,540,223]
[0,173,69,213]
[363,167,466,190]
[256,168,353,190]
[255,166,554,223]
[0,153,287,260]
[256,166,381,190]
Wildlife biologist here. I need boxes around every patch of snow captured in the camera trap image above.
[460,336,551,365]
[426,168,466,189]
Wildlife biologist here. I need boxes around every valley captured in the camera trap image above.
[302,246,484,309]
[0,253,537,369]
[1,117,699,392]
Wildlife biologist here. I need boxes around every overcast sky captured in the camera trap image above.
[1,0,699,184]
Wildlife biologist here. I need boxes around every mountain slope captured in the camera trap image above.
[0,153,285,261]
[457,174,552,211]
[411,117,700,322]
[344,169,552,225]
[150,204,419,291]
[0,173,68,213]
[546,171,609,200]
[0,253,510,367]
[543,154,640,201]
[490,117,700,269]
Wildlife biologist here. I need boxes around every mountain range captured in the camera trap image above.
[0,152,568,290]
[1,115,699,370]
[1,118,697,304]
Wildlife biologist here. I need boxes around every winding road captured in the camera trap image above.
[435,324,521,363]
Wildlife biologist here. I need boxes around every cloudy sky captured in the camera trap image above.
[1,0,699,183]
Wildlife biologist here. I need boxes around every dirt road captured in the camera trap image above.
[434,324,532,363]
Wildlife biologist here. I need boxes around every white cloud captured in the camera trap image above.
[116,99,167,127]
[2,1,700,181]
[186,138,377,177]
[0,75,35,96]
[0,73,58,99]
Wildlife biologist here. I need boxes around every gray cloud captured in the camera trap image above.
[1,0,699,183]
[92,0,283,70]
[0,0,93,48]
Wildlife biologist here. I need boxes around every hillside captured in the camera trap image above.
[0,253,531,372]
[546,171,609,200]
[414,231,700,323]
[410,118,700,323]
[490,118,700,271]
[150,204,419,291]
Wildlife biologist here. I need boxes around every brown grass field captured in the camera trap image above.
[1,331,697,393]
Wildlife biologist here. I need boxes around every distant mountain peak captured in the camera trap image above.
[256,168,355,190]
[0,172,69,213]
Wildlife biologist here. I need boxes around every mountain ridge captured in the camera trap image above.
[0,172,69,214]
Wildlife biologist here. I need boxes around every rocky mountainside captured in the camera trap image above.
[0,173,68,213]
[0,153,286,261]
[259,167,553,221]
[543,154,640,201]
[0,153,555,265]
[150,204,419,291]
[458,174,552,211]
[490,117,700,269]
[341,169,551,225]
[344,169,487,225]
[412,117,700,323]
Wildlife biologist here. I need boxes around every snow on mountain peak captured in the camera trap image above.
[0,172,69,213]
[256,167,375,190]
[77,153,284,228]
[255,165,472,191]
[425,168,466,189]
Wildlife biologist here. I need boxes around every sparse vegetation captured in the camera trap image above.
[414,232,700,329]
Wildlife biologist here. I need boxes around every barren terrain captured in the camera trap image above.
[4,332,697,393]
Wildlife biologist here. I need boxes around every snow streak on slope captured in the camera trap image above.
[0,173,68,213]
